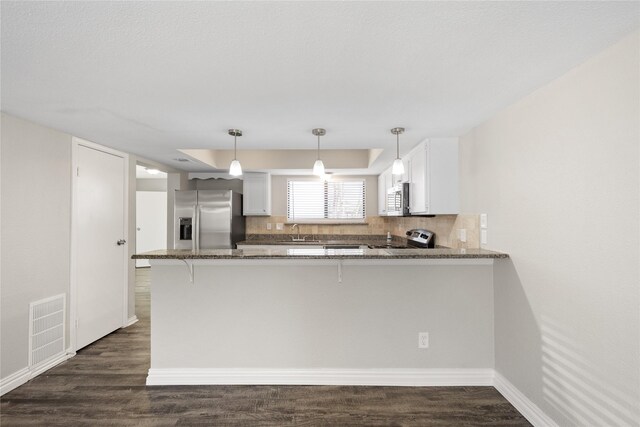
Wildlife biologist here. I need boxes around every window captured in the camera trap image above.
[287,179,366,221]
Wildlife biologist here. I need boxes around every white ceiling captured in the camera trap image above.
[2,1,638,174]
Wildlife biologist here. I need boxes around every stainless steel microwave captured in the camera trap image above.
[386,182,410,216]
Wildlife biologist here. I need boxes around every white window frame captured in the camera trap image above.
[286,178,367,224]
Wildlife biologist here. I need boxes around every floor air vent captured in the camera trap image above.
[29,294,66,367]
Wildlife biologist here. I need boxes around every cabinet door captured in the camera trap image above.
[409,143,428,214]
[402,156,411,183]
[237,245,323,250]
[243,173,271,216]
[377,173,387,215]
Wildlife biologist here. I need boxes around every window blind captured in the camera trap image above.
[287,180,365,221]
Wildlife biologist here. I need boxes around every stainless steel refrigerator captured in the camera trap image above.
[174,190,245,249]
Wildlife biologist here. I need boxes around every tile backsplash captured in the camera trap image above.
[246,214,480,248]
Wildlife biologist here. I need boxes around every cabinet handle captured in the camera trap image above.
[117,239,126,246]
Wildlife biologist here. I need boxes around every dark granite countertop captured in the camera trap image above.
[132,247,508,260]
[237,239,389,247]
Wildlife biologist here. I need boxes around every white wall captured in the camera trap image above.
[0,113,72,378]
[460,32,639,425]
[150,261,494,371]
[136,178,167,192]
[136,191,167,267]
[0,113,148,383]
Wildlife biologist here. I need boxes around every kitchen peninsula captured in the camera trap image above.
[134,245,507,387]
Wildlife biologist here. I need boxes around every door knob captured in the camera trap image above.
[117,239,126,246]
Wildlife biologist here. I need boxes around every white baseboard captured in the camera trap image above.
[125,315,139,327]
[147,368,494,387]
[494,371,557,427]
[29,351,74,378]
[1,350,75,396]
[0,368,30,396]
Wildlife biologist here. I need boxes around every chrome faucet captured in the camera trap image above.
[291,224,305,242]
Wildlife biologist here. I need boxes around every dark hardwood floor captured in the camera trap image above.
[1,269,530,426]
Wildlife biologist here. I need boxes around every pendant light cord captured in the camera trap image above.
[396,133,400,159]
[317,135,320,160]
[234,134,237,160]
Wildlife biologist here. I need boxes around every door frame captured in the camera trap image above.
[70,137,129,352]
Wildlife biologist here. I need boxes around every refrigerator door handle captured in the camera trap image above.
[193,205,199,251]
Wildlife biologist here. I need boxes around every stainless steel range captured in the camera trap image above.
[368,229,435,249]
[405,229,435,248]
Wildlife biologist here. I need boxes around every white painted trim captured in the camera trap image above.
[1,351,75,396]
[70,140,78,352]
[494,371,558,427]
[146,368,494,387]
[188,172,242,180]
[122,150,130,329]
[125,315,139,327]
[70,137,130,352]
[0,368,30,396]
[28,352,73,379]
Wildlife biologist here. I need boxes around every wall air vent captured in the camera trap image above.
[29,294,66,367]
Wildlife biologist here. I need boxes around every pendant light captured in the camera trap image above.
[312,128,326,176]
[391,127,405,175]
[228,129,243,176]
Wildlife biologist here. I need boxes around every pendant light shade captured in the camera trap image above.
[312,128,326,176]
[392,158,405,175]
[228,129,243,176]
[229,159,242,176]
[391,127,405,175]
[313,159,325,176]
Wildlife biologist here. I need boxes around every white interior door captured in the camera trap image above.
[76,144,126,350]
[136,191,167,267]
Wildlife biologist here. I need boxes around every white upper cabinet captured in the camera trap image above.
[243,172,271,216]
[407,138,459,215]
[408,143,426,214]
[377,169,391,215]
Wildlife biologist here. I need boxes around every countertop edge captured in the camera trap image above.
[132,250,509,260]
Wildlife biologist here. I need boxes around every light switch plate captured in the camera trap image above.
[276,223,284,230]
[266,223,272,230]
[458,229,467,243]
[481,229,488,245]
[480,214,488,229]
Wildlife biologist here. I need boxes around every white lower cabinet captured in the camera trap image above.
[237,244,324,250]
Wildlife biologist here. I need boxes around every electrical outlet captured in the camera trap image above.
[266,223,272,230]
[276,223,284,230]
[458,229,467,243]
[480,213,488,229]
[418,332,429,349]
[481,229,488,245]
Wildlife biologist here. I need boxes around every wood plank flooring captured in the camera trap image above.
[1,269,531,426]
